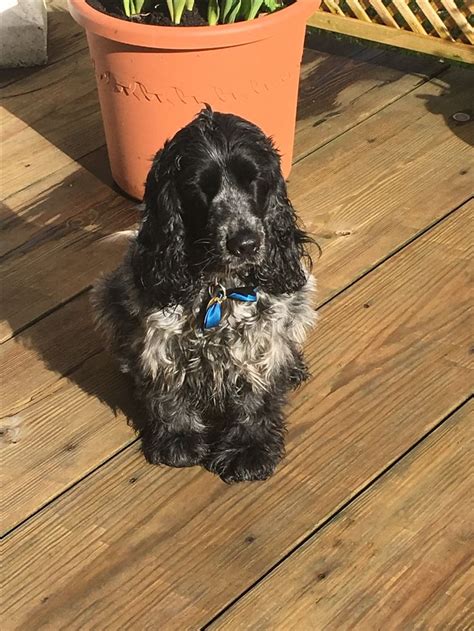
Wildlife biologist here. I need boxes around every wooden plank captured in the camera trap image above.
[308,12,474,64]
[0,294,100,417]
[0,0,87,89]
[439,0,474,45]
[44,0,89,60]
[391,0,429,35]
[1,67,471,343]
[417,0,454,41]
[0,27,442,201]
[324,0,345,15]
[0,33,442,235]
[1,72,472,531]
[295,36,443,161]
[0,294,137,532]
[1,205,471,628]
[211,401,473,630]
[1,53,105,200]
[368,0,400,29]
[0,42,442,249]
[0,146,116,258]
[0,350,136,531]
[345,0,373,23]
[0,147,136,342]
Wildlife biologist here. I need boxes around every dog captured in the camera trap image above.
[92,107,316,483]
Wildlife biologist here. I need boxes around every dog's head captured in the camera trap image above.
[133,107,312,308]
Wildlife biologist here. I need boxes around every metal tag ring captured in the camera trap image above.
[209,283,226,300]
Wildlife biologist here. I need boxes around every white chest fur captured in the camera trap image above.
[140,276,316,397]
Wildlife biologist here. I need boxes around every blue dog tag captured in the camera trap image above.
[204,299,223,329]
[203,286,257,330]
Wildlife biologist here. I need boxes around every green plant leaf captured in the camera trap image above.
[166,0,175,21]
[173,0,187,23]
[240,0,264,20]
[242,0,263,20]
[227,0,242,22]
[208,0,220,24]
[185,0,194,9]
[125,0,147,15]
[248,0,264,19]
[221,0,234,20]
[240,0,250,18]
[263,0,280,11]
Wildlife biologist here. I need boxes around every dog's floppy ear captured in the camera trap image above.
[258,170,312,295]
[132,146,192,308]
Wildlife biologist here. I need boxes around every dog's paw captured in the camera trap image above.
[143,432,208,468]
[288,359,310,389]
[207,444,280,484]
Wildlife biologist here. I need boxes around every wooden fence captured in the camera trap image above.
[309,0,474,63]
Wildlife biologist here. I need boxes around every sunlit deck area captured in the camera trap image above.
[1,4,473,628]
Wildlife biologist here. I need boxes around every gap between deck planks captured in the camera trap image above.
[1,68,473,534]
[0,21,443,201]
[1,66,472,343]
[0,35,443,213]
[209,400,473,631]
[1,203,471,629]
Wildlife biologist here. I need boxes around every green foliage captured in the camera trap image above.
[167,0,187,23]
[122,0,283,24]
[123,0,146,17]
[220,0,282,23]
[208,0,220,24]
[239,0,262,20]
[221,0,242,23]
[262,0,280,11]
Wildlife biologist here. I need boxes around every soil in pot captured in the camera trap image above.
[86,0,294,26]
[87,0,208,25]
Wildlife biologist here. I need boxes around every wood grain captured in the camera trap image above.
[1,67,471,342]
[211,401,473,630]
[2,205,471,628]
[0,36,440,201]
[308,12,474,64]
[294,36,442,160]
[1,70,472,530]
[0,178,137,341]
[0,349,136,532]
[0,146,123,258]
[1,52,105,200]
[0,26,440,200]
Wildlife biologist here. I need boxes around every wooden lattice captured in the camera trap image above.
[309,0,474,63]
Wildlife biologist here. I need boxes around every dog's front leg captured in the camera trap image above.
[206,388,286,484]
[140,395,208,468]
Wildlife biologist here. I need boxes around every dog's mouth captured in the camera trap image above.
[193,249,265,276]
[221,247,265,270]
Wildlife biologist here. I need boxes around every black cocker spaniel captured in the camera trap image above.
[93,107,316,483]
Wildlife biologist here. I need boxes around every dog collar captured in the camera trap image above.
[204,283,258,330]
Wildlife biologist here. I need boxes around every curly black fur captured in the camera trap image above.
[93,107,316,483]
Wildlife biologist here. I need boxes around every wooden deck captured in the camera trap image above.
[1,3,473,629]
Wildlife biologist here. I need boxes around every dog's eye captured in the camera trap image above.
[229,156,257,189]
[199,164,221,200]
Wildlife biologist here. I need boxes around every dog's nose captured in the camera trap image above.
[226,230,260,257]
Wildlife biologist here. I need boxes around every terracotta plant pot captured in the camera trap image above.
[68,0,319,199]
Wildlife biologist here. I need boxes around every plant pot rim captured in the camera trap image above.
[68,0,318,49]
